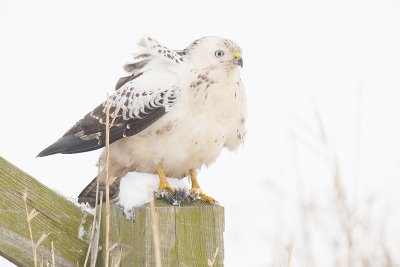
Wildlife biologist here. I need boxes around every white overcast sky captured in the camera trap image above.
[1,0,400,266]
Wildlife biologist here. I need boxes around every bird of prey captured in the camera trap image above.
[38,36,247,207]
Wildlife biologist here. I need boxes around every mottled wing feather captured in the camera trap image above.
[123,58,150,73]
[115,72,143,90]
[37,81,180,157]
[116,38,185,91]
[38,36,185,157]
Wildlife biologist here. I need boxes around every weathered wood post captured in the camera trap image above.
[0,156,93,266]
[98,201,224,267]
[0,156,225,267]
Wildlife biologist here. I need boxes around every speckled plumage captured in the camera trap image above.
[37,36,247,205]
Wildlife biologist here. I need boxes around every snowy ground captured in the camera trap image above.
[1,0,400,266]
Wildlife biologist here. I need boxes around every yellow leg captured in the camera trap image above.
[189,169,216,204]
[157,164,175,193]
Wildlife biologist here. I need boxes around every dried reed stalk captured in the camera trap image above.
[51,241,55,267]
[149,198,162,267]
[90,191,103,267]
[207,247,219,267]
[105,93,111,267]
[83,162,102,267]
[22,191,38,267]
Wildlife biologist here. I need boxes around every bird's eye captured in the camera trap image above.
[214,50,224,58]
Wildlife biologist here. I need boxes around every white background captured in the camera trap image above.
[1,0,400,266]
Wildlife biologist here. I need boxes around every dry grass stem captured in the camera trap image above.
[108,243,118,252]
[149,197,162,267]
[36,233,49,248]
[109,176,118,186]
[105,93,111,267]
[110,248,122,267]
[40,246,44,267]
[27,209,40,222]
[207,247,219,267]
[285,240,293,267]
[83,161,102,267]
[22,190,38,267]
[51,241,55,267]
[90,191,104,267]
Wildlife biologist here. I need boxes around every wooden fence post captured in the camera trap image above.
[0,156,225,266]
[98,201,224,267]
[0,156,93,267]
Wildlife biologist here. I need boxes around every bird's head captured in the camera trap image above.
[185,36,243,71]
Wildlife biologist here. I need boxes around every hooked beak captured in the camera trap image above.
[234,57,243,68]
[233,52,243,68]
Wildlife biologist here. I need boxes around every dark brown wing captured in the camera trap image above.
[37,82,180,157]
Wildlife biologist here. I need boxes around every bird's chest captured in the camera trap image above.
[186,74,245,122]
[164,79,244,142]
[126,71,246,173]
[140,70,246,147]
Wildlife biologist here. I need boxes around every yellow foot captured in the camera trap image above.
[198,192,217,205]
[157,164,175,194]
[157,181,175,194]
[190,169,217,205]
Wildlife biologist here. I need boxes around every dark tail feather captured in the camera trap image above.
[78,177,121,208]
[37,134,104,157]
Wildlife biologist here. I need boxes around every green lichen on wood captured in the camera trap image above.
[0,156,93,267]
[176,204,224,266]
[98,200,224,267]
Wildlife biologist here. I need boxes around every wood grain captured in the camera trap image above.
[98,200,224,267]
[0,156,93,267]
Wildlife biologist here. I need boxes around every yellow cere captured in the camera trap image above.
[233,52,241,58]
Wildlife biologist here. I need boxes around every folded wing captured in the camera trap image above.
[38,79,180,157]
